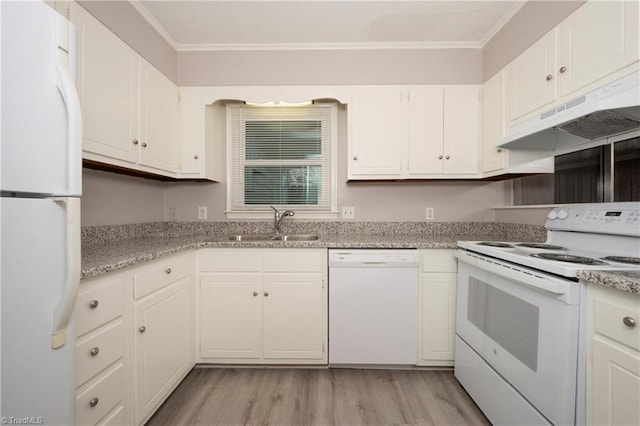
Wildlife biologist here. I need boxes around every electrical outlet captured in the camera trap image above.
[168,208,178,221]
[342,206,355,219]
[198,206,207,220]
[425,207,435,221]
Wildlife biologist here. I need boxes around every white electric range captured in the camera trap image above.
[455,202,640,426]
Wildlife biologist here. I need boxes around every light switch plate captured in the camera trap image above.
[198,206,207,220]
[342,206,355,219]
[425,207,435,220]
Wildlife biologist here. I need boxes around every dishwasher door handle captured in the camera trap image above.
[361,261,386,265]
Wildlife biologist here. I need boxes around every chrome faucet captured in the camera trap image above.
[270,206,295,234]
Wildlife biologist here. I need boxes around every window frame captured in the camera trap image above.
[225,102,339,220]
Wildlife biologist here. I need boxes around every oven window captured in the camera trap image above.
[468,277,540,372]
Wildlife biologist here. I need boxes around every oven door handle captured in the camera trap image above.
[455,250,576,298]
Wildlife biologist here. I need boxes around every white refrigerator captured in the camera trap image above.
[1,1,82,424]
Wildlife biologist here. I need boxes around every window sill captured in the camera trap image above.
[225,211,340,220]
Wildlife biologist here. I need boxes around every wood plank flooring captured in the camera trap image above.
[146,367,490,426]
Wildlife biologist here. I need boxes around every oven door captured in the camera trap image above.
[455,250,581,426]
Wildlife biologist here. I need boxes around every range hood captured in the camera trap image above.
[499,71,640,152]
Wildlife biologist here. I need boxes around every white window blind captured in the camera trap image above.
[227,103,337,213]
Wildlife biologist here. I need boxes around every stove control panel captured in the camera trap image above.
[546,202,640,236]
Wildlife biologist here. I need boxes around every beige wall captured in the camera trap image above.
[81,169,166,226]
[178,48,482,86]
[482,0,585,81]
[493,207,554,226]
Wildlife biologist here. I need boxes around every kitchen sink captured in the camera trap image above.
[227,234,319,242]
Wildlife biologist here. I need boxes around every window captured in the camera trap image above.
[512,137,640,205]
[226,103,338,218]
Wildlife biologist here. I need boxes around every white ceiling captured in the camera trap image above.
[133,0,525,51]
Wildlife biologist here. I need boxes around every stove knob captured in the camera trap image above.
[547,211,558,220]
[557,209,569,220]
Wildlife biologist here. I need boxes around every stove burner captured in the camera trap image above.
[602,256,640,265]
[517,243,568,250]
[478,242,514,248]
[530,253,608,265]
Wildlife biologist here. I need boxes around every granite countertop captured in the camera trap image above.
[81,233,495,280]
[577,270,640,295]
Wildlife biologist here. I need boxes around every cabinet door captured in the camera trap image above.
[139,61,179,173]
[443,86,480,174]
[72,4,138,163]
[482,71,508,173]
[407,86,445,175]
[349,87,404,178]
[420,272,457,364]
[200,273,262,359]
[508,30,558,123]
[590,337,640,426]
[134,277,190,423]
[262,273,325,361]
[558,0,640,98]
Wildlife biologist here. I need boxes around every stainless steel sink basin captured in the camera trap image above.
[227,234,319,242]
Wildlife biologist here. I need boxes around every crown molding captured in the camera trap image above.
[130,0,179,50]
[176,41,483,52]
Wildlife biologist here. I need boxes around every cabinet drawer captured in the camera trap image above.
[199,249,262,272]
[421,250,457,273]
[263,250,325,272]
[76,320,124,387]
[593,288,640,351]
[76,363,123,426]
[97,405,123,426]
[77,277,125,336]
[134,254,192,300]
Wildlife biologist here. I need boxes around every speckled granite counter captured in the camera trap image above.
[81,221,548,280]
[577,270,640,295]
[81,233,495,280]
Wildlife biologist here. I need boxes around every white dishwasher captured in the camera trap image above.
[329,249,419,366]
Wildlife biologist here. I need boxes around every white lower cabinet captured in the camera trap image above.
[199,248,327,364]
[132,253,194,425]
[587,283,640,426]
[75,252,195,426]
[418,249,457,366]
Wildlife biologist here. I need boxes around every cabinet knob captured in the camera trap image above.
[264,291,269,297]
[90,347,100,357]
[445,155,450,160]
[194,155,199,160]
[89,300,99,309]
[546,74,553,81]
[165,268,172,274]
[353,156,358,161]
[623,316,636,328]
[496,148,503,153]
[89,397,99,408]
[139,326,146,333]
[141,142,147,148]
[438,155,443,160]
[253,291,259,297]
[559,66,567,74]
[132,139,139,145]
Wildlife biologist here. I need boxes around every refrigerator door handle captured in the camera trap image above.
[55,17,82,196]
[51,197,81,349]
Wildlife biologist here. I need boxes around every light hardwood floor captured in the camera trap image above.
[146,367,491,426]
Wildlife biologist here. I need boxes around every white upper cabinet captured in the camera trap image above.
[482,70,507,173]
[557,0,639,99]
[348,86,405,177]
[71,4,179,177]
[348,85,480,180]
[507,0,639,125]
[73,3,138,164]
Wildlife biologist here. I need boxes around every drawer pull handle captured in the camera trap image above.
[90,347,100,357]
[89,300,99,309]
[559,66,567,73]
[139,326,146,333]
[546,74,553,81]
[141,142,147,148]
[132,139,139,145]
[194,155,199,160]
[438,155,443,160]
[264,291,269,297]
[166,268,172,274]
[623,316,636,328]
[89,397,99,408]
[445,155,450,160]
[253,291,259,297]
